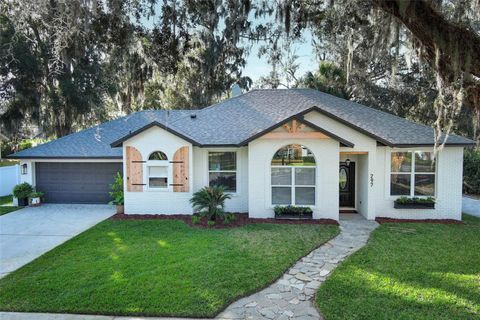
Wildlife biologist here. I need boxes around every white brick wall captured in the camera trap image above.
[305,111,378,220]
[248,137,340,220]
[356,155,369,219]
[193,146,249,213]
[123,126,194,214]
[375,146,464,220]
[123,126,249,214]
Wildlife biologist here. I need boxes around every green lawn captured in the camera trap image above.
[0,220,338,317]
[0,206,21,216]
[316,214,480,320]
[0,195,13,205]
[0,195,20,215]
[0,160,18,167]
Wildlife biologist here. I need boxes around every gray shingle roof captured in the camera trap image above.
[10,110,191,158]
[10,89,474,159]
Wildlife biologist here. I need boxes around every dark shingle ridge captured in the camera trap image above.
[10,89,475,158]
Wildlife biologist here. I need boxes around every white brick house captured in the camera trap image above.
[10,89,474,221]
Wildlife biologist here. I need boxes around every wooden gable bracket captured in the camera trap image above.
[282,119,306,133]
[265,118,329,140]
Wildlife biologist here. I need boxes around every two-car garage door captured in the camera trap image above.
[35,162,123,204]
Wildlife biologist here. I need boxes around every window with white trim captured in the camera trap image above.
[271,144,316,205]
[390,151,435,196]
[208,152,237,192]
[148,151,169,189]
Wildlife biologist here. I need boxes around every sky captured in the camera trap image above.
[143,4,319,86]
[243,32,318,84]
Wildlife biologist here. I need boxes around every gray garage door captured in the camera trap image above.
[35,162,123,204]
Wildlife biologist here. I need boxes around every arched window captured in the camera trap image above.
[271,144,316,206]
[149,151,168,161]
[147,151,169,188]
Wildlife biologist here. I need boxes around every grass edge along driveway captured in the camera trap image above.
[0,219,338,317]
[316,214,480,320]
[0,195,20,216]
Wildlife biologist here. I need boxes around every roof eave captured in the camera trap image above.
[7,155,123,160]
[198,144,242,148]
[110,121,199,148]
[300,118,355,148]
[309,106,395,147]
[392,142,476,148]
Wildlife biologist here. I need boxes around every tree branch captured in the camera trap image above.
[373,0,480,110]
[373,0,480,79]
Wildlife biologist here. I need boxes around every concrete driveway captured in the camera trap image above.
[463,196,480,218]
[0,204,115,278]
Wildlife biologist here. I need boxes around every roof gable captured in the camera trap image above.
[110,121,199,148]
[238,111,355,147]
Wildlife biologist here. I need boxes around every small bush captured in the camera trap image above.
[108,172,124,205]
[274,205,313,216]
[394,196,435,205]
[207,220,216,227]
[191,215,201,225]
[223,213,236,225]
[190,185,232,221]
[464,149,480,195]
[29,190,44,198]
[13,182,33,199]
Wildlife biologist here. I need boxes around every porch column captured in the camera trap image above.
[366,151,377,220]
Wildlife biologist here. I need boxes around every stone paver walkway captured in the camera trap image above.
[216,214,378,320]
[0,214,378,320]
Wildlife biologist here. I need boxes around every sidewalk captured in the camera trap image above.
[463,196,480,218]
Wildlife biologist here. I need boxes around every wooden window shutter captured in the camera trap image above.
[172,146,189,192]
[126,146,144,192]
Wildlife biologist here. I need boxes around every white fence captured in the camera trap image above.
[0,165,20,197]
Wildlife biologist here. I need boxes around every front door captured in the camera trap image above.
[339,162,355,207]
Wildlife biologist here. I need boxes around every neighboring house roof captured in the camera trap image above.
[9,89,475,159]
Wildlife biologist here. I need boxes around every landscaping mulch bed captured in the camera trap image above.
[376,217,464,224]
[111,213,338,228]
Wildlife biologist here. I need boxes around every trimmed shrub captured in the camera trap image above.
[274,205,313,216]
[394,196,435,205]
[464,149,480,195]
[13,182,33,199]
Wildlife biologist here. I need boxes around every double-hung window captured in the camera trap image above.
[390,151,435,196]
[148,151,169,189]
[271,145,316,206]
[208,152,237,192]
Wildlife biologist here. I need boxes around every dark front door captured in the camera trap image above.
[35,162,123,204]
[339,162,355,207]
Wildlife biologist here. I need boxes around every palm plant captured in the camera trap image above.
[190,186,231,221]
